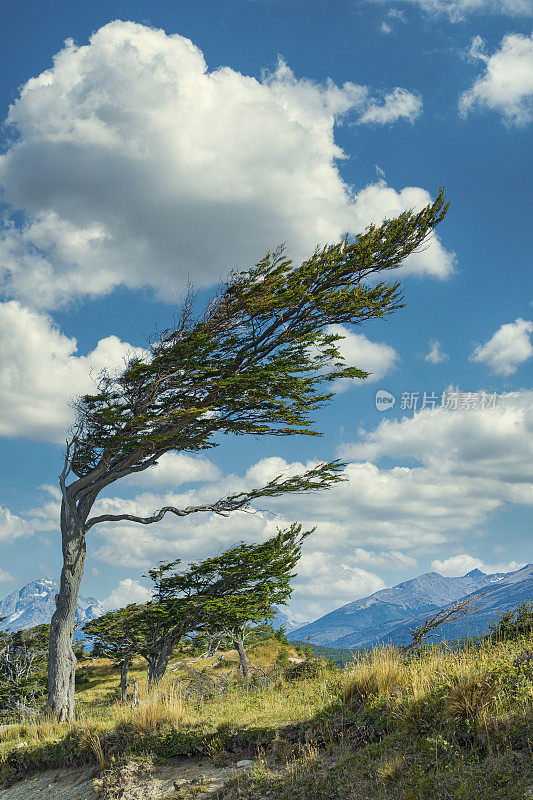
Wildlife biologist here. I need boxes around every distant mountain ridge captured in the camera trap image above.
[0,578,106,632]
[379,563,533,647]
[288,564,531,648]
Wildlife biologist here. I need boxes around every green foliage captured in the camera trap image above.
[83,606,144,666]
[490,601,533,641]
[71,190,447,482]
[147,524,311,650]
[83,525,310,680]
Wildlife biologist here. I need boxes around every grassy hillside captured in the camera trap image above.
[0,634,532,799]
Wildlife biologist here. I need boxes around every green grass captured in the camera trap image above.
[1,635,532,799]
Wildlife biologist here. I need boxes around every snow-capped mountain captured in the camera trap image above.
[288,565,529,648]
[379,563,533,647]
[271,607,309,633]
[0,578,106,632]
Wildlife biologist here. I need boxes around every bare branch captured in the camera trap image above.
[85,460,344,532]
[85,499,249,531]
[401,596,482,653]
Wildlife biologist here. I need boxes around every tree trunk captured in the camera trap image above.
[208,634,222,657]
[46,512,87,721]
[120,658,131,704]
[147,634,180,686]
[233,635,250,679]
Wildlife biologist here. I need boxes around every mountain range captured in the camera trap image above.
[2,564,531,649]
[288,564,532,648]
[0,578,106,632]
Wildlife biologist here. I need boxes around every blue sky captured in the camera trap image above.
[0,0,531,620]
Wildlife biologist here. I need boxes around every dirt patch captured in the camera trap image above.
[0,765,99,800]
[0,757,249,800]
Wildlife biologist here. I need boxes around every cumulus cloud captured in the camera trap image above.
[125,452,221,489]
[357,87,422,124]
[369,0,533,22]
[351,548,418,569]
[103,578,152,610]
[470,318,533,375]
[424,339,449,364]
[459,34,533,126]
[326,324,398,391]
[0,504,31,543]
[0,21,451,310]
[291,550,386,619]
[431,553,526,576]
[0,301,145,442]
[341,389,533,487]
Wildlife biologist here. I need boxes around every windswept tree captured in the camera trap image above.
[150,523,311,680]
[83,607,142,703]
[48,192,449,719]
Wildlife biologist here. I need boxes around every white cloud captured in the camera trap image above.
[326,324,398,391]
[358,88,422,124]
[424,339,449,363]
[0,301,145,442]
[340,389,533,487]
[351,547,418,569]
[103,578,152,610]
[470,318,533,375]
[431,553,526,576]
[291,550,386,619]
[0,568,14,584]
[125,452,221,488]
[369,0,533,22]
[0,504,31,543]
[459,33,533,126]
[0,21,451,310]
[380,8,407,33]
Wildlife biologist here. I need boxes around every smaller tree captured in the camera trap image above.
[165,523,310,678]
[0,624,49,714]
[124,523,312,683]
[83,607,143,703]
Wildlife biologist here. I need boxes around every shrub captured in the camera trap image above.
[490,601,533,642]
[444,671,496,721]
[342,649,405,706]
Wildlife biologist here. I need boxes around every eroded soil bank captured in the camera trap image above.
[0,756,244,799]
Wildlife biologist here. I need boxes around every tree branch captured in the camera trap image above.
[85,460,345,532]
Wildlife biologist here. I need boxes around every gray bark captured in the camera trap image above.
[46,508,86,721]
[120,658,131,704]
[233,635,250,679]
[147,634,180,686]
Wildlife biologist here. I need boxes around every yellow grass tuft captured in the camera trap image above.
[342,648,406,705]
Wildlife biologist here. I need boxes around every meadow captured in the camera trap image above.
[0,628,532,799]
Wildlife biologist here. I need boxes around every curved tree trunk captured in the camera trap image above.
[46,511,86,721]
[233,634,250,680]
